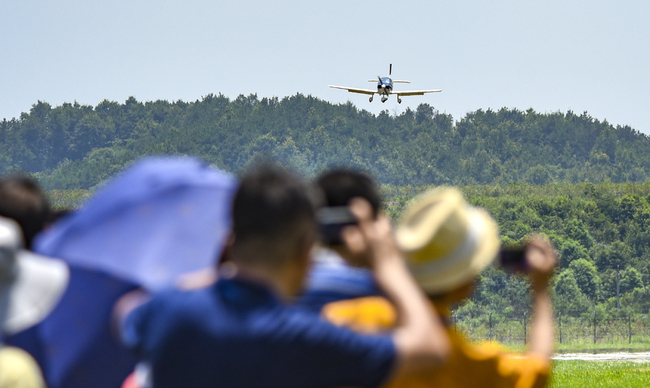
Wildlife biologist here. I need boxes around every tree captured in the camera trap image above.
[568,259,601,300]
[564,218,594,249]
[553,269,591,315]
[620,266,644,294]
[525,165,552,185]
[595,241,633,271]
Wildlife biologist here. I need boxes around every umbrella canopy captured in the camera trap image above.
[9,156,237,388]
[35,156,237,291]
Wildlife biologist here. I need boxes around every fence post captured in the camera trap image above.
[489,312,492,341]
[593,312,597,345]
[628,312,632,344]
[523,311,527,345]
[616,265,621,311]
[558,312,562,344]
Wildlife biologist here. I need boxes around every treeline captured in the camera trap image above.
[2,94,650,190]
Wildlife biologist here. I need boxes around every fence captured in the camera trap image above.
[452,311,650,347]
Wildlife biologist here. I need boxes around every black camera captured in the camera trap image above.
[317,206,357,246]
[498,245,528,272]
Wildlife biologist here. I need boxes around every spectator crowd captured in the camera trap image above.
[0,159,557,388]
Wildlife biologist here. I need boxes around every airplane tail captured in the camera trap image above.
[389,64,392,78]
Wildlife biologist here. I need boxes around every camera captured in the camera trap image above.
[317,206,357,246]
[498,245,528,272]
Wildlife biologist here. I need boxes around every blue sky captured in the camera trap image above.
[2,1,649,133]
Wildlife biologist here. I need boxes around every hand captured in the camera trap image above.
[176,267,218,290]
[341,198,401,269]
[525,235,557,292]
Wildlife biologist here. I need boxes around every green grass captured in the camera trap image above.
[551,360,650,387]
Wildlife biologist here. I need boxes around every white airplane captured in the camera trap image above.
[329,64,442,103]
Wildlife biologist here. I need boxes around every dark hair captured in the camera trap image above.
[315,169,381,217]
[0,175,50,249]
[232,164,316,265]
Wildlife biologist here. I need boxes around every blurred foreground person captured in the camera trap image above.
[118,164,449,388]
[323,187,556,388]
[299,169,382,312]
[10,157,235,388]
[0,217,69,388]
[0,176,50,250]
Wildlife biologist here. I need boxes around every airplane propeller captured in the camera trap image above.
[377,76,385,88]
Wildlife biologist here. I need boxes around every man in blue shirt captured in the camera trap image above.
[118,164,449,388]
[300,169,383,312]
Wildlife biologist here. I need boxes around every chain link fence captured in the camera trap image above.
[452,311,650,347]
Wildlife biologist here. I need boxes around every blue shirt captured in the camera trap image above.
[299,249,381,313]
[123,277,396,388]
[6,265,139,388]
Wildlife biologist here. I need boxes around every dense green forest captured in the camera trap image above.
[1,93,649,189]
[4,94,650,317]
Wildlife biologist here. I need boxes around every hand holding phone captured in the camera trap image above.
[498,237,557,287]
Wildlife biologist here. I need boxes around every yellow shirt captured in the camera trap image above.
[0,347,46,388]
[322,297,550,388]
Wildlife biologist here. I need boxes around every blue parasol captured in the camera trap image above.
[9,156,237,388]
[36,156,237,291]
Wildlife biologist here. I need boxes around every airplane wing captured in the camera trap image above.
[392,89,442,96]
[329,85,376,95]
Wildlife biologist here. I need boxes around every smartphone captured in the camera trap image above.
[498,246,528,272]
[317,206,357,246]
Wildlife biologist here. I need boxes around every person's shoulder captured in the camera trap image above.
[149,285,216,313]
[122,286,218,348]
[129,286,217,330]
[321,296,397,334]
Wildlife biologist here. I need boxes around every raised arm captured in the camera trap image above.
[525,236,557,361]
[343,198,450,378]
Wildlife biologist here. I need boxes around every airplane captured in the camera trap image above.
[329,64,442,104]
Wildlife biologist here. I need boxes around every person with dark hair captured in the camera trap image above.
[299,169,383,312]
[0,176,50,250]
[316,169,381,217]
[117,164,450,388]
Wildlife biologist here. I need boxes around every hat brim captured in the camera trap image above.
[1,251,69,335]
[407,208,500,295]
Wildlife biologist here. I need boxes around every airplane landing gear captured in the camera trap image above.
[397,97,402,104]
[369,95,373,102]
[381,96,388,103]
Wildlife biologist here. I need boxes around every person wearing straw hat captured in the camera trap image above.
[0,217,69,388]
[322,187,556,388]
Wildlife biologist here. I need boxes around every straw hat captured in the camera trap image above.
[396,187,500,295]
[0,217,69,335]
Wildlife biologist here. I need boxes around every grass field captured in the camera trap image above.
[551,360,650,387]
